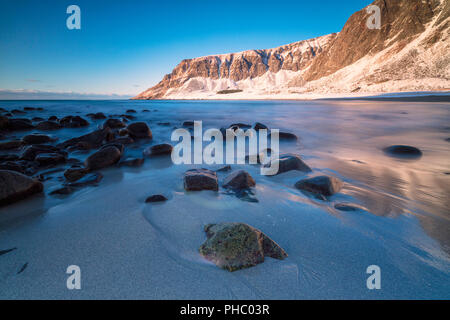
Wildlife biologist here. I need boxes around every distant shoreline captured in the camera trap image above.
[1,91,449,102]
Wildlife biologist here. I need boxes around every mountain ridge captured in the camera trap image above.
[134,0,449,100]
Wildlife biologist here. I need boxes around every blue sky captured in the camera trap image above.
[0,0,372,97]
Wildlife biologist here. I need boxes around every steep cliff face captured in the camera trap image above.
[134,34,335,99]
[134,0,449,100]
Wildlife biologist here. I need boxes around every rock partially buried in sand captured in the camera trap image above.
[49,186,74,195]
[264,153,311,175]
[269,131,298,140]
[34,153,66,166]
[58,127,112,150]
[145,194,168,203]
[36,121,62,131]
[0,160,39,175]
[216,165,231,172]
[334,202,367,212]
[119,158,144,167]
[22,134,53,145]
[84,146,121,171]
[229,123,252,130]
[199,223,287,272]
[254,122,268,130]
[184,169,218,191]
[144,143,173,156]
[383,145,422,158]
[223,170,255,190]
[0,116,9,130]
[103,118,126,129]
[20,145,67,161]
[295,175,343,197]
[7,119,35,131]
[59,116,89,128]
[87,112,107,120]
[67,172,103,187]
[182,120,195,127]
[64,167,88,182]
[0,170,43,206]
[101,143,124,155]
[127,122,152,139]
[0,140,22,150]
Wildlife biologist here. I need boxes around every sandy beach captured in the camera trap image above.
[0,97,449,299]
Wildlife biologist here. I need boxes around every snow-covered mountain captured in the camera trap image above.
[134,0,450,100]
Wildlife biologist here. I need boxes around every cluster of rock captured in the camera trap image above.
[177,123,348,271]
[1,107,426,273]
[0,106,158,203]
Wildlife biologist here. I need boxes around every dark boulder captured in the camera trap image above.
[182,120,195,127]
[334,203,367,212]
[0,160,39,175]
[101,142,124,154]
[145,195,168,203]
[34,153,66,166]
[20,145,66,161]
[0,116,9,129]
[59,116,89,128]
[383,145,422,158]
[87,112,107,120]
[269,131,298,140]
[184,169,218,191]
[84,146,121,170]
[264,153,311,175]
[49,186,74,195]
[0,170,43,206]
[67,172,103,187]
[111,137,134,145]
[199,223,287,272]
[103,118,126,129]
[229,123,252,130]
[143,143,173,156]
[223,170,256,190]
[119,158,144,167]
[127,122,152,139]
[7,119,35,131]
[122,114,136,120]
[36,121,62,131]
[58,127,112,149]
[254,122,268,130]
[64,167,88,182]
[295,175,343,197]
[216,165,232,172]
[22,134,53,145]
[0,154,19,162]
[0,140,22,150]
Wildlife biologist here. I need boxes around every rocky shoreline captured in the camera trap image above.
[0,104,428,272]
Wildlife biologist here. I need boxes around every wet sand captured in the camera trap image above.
[0,99,449,299]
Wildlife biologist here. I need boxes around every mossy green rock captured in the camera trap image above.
[199,223,287,272]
